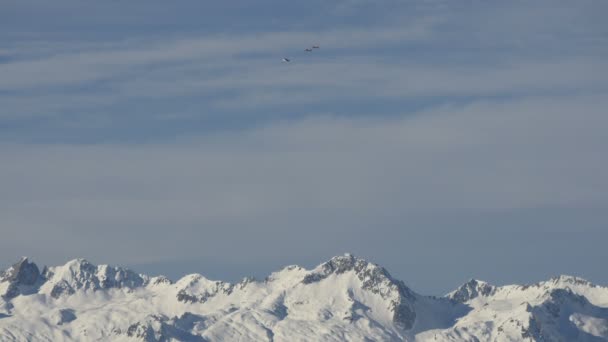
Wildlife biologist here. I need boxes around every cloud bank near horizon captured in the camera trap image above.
[2,93,607,291]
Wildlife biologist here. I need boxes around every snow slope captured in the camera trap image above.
[1,254,607,341]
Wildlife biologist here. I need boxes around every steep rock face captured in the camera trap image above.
[0,257,40,285]
[302,253,417,330]
[0,257,43,299]
[447,279,496,303]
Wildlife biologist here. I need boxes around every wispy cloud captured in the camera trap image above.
[0,21,433,90]
[1,1,605,125]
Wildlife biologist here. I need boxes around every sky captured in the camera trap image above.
[0,0,607,295]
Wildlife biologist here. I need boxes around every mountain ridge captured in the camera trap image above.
[1,254,607,341]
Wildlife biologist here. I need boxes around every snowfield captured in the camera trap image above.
[1,254,607,341]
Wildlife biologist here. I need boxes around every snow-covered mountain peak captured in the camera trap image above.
[46,258,96,279]
[266,264,305,281]
[174,274,234,304]
[149,275,172,287]
[546,275,598,288]
[446,278,496,303]
[262,265,308,292]
[303,253,395,285]
[38,258,149,298]
[301,253,418,330]
[303,254,416,298]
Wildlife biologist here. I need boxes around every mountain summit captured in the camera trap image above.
[1,255,607,341]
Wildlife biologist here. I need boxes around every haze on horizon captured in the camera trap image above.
[0,0,607,295]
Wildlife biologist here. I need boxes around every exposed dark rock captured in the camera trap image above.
[176,278,234,304]
[1,257,40,285]
[0,257,43,299]
[448,279,496,303]
[55,309,77,325]
[126,314,206,342]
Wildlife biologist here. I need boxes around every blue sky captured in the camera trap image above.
[1,0,607,294]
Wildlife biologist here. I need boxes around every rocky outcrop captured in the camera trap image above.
[447,279,496,303]
[0,257,43,299]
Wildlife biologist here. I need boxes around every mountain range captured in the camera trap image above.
[1,254,607,341]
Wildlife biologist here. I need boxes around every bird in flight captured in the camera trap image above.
[281,45,319,63]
